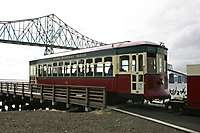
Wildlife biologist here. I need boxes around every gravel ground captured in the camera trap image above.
[0,109,184,133]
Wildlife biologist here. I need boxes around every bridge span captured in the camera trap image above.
[0,14,107,55]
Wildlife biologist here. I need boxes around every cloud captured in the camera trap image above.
[141,0,200,72]
[169,24,200,49]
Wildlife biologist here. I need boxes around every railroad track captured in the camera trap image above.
[108,106,200,133]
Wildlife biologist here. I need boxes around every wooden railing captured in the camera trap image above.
[0,82,106,109]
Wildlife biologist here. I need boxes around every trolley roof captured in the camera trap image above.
[30,41,167,63]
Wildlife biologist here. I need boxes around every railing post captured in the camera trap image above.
[85,88,88,109]
[22,83,25,100]
[52,85,55,106]
[30,84,33,101]
[13,83,16,98]
[0,82,2,93]
[66,87,70,109]
[6,82,9,96]
[40,85,43,104]
[103,87,106,108]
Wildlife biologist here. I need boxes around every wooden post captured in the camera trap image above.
[85,88,89,112]
[52,85,55,106]
[13,83,16,98]
[6,83,9,96]
[40,85,44,104]
[66,87,70,109]
[30,84,33,101]
[103,88,106,108]
[0,82,2,93]
[22,83,25,100]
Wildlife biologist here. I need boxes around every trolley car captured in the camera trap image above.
[168,69,187,101]
[29,41,170,103]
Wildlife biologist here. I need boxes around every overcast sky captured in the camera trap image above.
[0,0,200,80]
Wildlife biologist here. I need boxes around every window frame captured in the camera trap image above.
[94,58,103,77]
[47,63,52,77]
[52,62,58,77]
[104,56,113,77]
[64,61,71,76]
[119,55,130,73]
[71,60,78,77]
[78,59,85,77]
[86,58,94,77]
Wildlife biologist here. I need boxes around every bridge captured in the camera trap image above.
[0,14,107,55]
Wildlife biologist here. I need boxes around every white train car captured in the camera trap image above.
[168,69,187,101]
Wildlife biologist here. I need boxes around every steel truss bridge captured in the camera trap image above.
[0,14,107,55]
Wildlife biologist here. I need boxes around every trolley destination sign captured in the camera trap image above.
[52,53,87,61]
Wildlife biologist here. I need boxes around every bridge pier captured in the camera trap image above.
[12,96,22,111]
[44,100,53,110]
[0,97,6,111]
[0,93,5,111]
[20,97,31,111]
[2,95,17,111]
[39,101,46,110]
[8,96,16,111]
[30,99,41,110]
[52,102,67,111]
[1,101,6,112]
[0,93,3,111]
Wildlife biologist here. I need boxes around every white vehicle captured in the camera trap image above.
[168,69,187,101]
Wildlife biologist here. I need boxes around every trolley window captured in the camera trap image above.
[58,62,63,76]
[78,59,85,76]
[38,65,42,77]
[94,58,103,76]
[64,62,70,76]
[178,75,182,83]
[147,53,156,73]
[164,55,167,72]
[53,62,58,77]
[30,65,36,76]
[138,55,143,71]
[71,61,77,77]
[132,75,136,82]
[104,57,113,76]
[132,83,136,90]
[132,55,136,72]
[43,64,47,77]
[169,73,174,83]
[158,55,164,73]
[174,75,178,83]
[139,75,143,82]
[86,59,94,76]
[120,55,129,72]
[47,64,52,77]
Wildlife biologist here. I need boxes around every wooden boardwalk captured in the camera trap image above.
[0,82,106,111]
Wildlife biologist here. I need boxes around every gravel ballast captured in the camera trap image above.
[0,110,184,133]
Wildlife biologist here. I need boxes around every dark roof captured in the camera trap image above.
[168,69,187,76]
[32,41,166,61]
